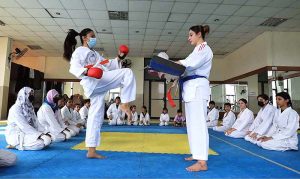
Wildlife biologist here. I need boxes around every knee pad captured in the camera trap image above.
[40,135,52,146]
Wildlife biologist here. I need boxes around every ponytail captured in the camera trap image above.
[63,29,79,61]
[63,28,94,61]
[189,25,210,40]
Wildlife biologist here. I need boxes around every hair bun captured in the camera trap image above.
[203,25,210,35]
[68,29,79,37]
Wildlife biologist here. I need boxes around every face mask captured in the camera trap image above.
[53,97,59,104]
[28,95,35,103]
[258,101,264,107]
[87,38,97,48]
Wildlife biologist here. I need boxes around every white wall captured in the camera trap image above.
[12,56,46,72]
[63,82,86,98]
[221,32,271,80]
[44,57,75,79]
[271,32,300,66]
[0,37,11,87]
[290,77,300,113]
[130,57,144,109]
[209,57,226,81]
[210,32,300,81]
[0,37,12,118]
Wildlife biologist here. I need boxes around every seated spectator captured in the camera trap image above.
[5,87,51,150]
[174,109,185,127]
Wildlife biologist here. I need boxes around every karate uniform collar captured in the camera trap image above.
[44,99,58,112]
[196,41,207,51]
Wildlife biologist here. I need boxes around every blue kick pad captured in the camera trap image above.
[149,55,186,76]
[0,125,300,178]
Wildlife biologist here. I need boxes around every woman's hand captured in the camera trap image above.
[225,128,236,135]
[258,136,272,142]
[250,132,258,139]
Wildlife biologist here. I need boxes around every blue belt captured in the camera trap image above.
[179,75,207,100]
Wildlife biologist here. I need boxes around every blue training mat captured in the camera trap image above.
[149,55,186,76]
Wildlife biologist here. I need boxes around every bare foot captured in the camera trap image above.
[120,103,132,122]
[186,162,208,172]
[86,152,106,159]
[184,156,194,161]
[6,145,15,149]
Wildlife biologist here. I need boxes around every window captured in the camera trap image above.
[225,84,236,105]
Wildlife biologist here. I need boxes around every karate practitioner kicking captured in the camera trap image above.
[64,28,136,159]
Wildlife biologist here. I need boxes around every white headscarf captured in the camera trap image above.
[16,87,36,127]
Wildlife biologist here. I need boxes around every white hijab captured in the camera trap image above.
[15,87,36,127]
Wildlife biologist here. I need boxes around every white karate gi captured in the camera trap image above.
[159,113,170,126]
[245,104,276,144]
[73,110,85,124]
[257,107,299,151]
[132,111,139,125]
[61,106,80,136]
[139,112,150,125]
[37,104,70,142]
[179,41,213,161]
[5,87,51,150]
[69,46,136,147]
[207,108,219,128]
[226,108,254,138]
[213,111,236,132]
[106,103,125,125]
[79,106,89,121]
[0,150,17,167]
[79,105,89,126]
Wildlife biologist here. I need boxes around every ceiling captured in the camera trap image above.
[1,0,300,58]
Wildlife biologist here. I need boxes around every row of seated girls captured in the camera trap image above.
[209,92,299,151]
[107,97,186,126]
[5,87,90,151]
[106,96,151,126]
